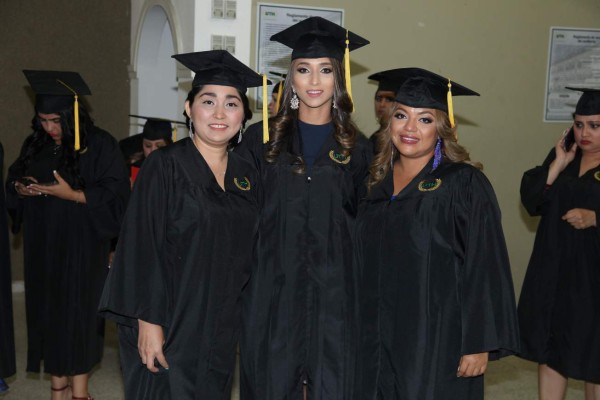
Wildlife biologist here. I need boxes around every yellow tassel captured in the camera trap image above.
[447,80,455,128]
[262,74,269,143]
[172,125,177,142]
[275,82,283,115]
[56,78,81,151]
[344,30,353,112]
[74,95,80,151]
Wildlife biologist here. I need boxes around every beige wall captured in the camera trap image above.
[0,1,131,280]
[251,0,600,296]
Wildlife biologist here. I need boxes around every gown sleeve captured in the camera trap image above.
[5,136,35,234]
[458,169,520,360]
[83,130,131,240]
[98,151,170,328]
[520,148,555,216]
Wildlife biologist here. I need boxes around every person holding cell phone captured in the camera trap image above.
[6,70,130,400]
[518,87,600,400]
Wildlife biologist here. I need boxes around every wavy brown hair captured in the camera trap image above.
[265,57,359,174]
[367,105,482,192]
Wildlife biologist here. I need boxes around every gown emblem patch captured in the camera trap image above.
[418,178,442,192]
[594,171,600,182]
[234,177,251,191]
[328,150,351,164]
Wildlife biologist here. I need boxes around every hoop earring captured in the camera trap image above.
[432,138,443,171]
[290,89,299,110]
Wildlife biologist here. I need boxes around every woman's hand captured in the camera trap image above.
[29,170,86,203]
[457,352,488,377]
[14,176,39,197]
[547,129,578,185]
[138,319,169,373]
[562,208,597,229]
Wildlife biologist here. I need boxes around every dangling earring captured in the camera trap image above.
[432,138,443,171]
[390,144,395,170]
[290,89,299,110]
[237,125,245,144]
[188,120,194,137]
[332,95,337,109]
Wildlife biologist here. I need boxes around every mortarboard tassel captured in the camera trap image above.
[263,74,269,143]
[172,125,177,142]
[57,79,80,150]
[344,30,353,112]
[276,82,283,115]
[447,79,455,129]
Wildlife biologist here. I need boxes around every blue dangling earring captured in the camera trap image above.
[432,138,442,171]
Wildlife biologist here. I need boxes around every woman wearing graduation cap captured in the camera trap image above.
[354,68,519,400]
[518,88,600,400]
[367,70,401,154]
[99,50,264,399]
[237,16,371,400]
[6,70,130,400]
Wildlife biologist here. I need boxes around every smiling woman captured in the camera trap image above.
[236,16,372,400]
[99,50,264,400]
[356,67,519,400]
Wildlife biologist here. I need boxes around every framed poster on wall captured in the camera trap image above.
[255,3,344,111]
[544,27,600,122]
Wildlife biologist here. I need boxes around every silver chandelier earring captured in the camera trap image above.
[290,89,299,110]
[188,120,194,137]
[237,126,245,144]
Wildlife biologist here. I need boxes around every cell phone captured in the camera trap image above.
[563,127,575,151]
[17,177,36,186]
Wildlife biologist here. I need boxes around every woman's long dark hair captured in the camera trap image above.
[184,84,252,149]
[21,104,94,188]
[265,57,360,174]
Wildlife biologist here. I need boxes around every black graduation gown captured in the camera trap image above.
[0,142,16,378]
[237,122,372,400]
[355,160,519,400]
[518,149,600,382]
[6,127,130,375]
[99,138,260,400]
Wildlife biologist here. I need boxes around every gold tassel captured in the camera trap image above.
[447,79,455,128]
[56,79,80,151]
[74,95,80,150]
[344,30,353,112]
[172,125,177,142]
[262,74,269,143]
[275,82,283,115]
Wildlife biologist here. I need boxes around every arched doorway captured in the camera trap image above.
[132,5,180,137]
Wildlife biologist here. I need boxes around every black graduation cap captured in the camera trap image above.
[392,68,479,127]
[23,69,91,113]
[368,69,407,93]
[129,114,185,142]
[566,87,600,115]
[270,16,369,61]
[23,70,92,150]
[119,134,143,160]
[171,50,268,93]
